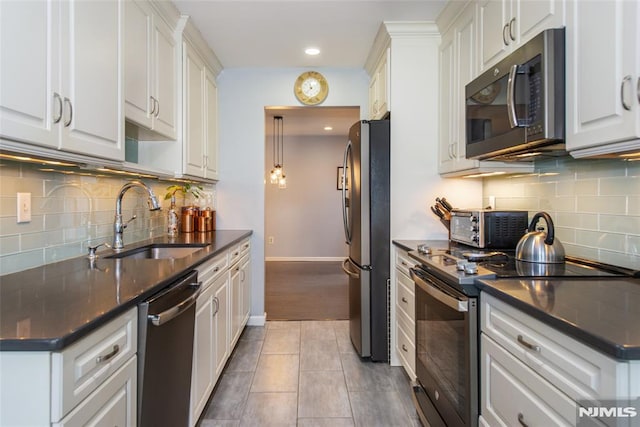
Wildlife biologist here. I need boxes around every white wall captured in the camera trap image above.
[216,68,369,322]
[265,134,349,260]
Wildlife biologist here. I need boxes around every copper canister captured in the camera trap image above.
[180,206,196,233]
[195,216,207,232]
[201,208,214,232]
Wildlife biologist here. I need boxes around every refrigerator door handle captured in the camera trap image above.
[342,141,353,244]
[341,258,360,279]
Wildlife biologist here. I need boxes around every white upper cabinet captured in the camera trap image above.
[478,0,564,72]
[1,0,124,161]
[566,0,640,158]
[125,0,177,140]
[183,41,207,177]
[368,48,390,120]
[0,0,58,149]
[437,0,534,176]
[204,69,219,180]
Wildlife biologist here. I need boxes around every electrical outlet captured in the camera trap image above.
[268,236,274,244]
[488,195,496,210]
[17,192,31,223]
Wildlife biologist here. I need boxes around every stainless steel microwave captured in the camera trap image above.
[465,28,565,161]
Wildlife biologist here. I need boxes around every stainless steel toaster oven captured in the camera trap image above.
[450,209,528,249]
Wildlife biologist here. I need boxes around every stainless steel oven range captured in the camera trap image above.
[407,244,634,427]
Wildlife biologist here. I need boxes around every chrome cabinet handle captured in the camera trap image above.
[63,97,73,127]
[517,413,529,427]
[637,76,639,105]
[149,96,156,115]
[240,269,246,281]
[213,266,220,273]
[401,297,408,303]
[402,344,408,352]
[502,23,510,45]
[243,243,250,249]
[96,344,120,364]
[155,98,160,117]
[622,75,633,111]
[509,18,516,41]
[517,334,541,352]
[212,296,219,317]
[53,92,63,124]
[233,251,240,257]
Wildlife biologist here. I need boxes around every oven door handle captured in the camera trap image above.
[410,268,468,312]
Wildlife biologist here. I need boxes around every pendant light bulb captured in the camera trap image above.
[278,174,287,189]
[270,169,278,184]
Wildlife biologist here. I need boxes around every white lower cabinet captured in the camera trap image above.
[54,356,137,427]
[0,307,138,426]
[190,238,251,426]
[394,247,416,379]
[480,292,639,427]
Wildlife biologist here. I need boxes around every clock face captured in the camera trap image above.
[294,71,328,105]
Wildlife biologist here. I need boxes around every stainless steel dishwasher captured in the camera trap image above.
[137,270,201,427]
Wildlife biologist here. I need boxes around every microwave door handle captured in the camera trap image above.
[507,64,520,128]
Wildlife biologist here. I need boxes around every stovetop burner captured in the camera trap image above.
[409,244,637,295]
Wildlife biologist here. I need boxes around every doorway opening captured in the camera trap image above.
[264,106,360,320]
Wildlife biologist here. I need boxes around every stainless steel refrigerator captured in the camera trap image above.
[340,119,390,362]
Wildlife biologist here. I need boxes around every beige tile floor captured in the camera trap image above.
[199,321,421,427]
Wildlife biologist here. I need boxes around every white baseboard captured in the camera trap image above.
[247,313,266,326]
[265,257,346,262]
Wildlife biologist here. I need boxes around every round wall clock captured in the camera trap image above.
[294,71,329,105]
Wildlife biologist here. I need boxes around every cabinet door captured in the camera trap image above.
[214,276,230,378]
[374,51,389,119]
[452,3,479,171]
[183,42,205,177]
[229,263,243,347]
[54,356,136,427]
[480,334,578,427]
[368,75,378,120]
[438,28,456,173]
[152,14,178,140]
[478,0,510,71]
[204,69,219,179]
[124,0,152,129]
[517,0,564,46]
[190,285,215,426]
[240,256,251,325]
[0,0,58,148]
[566,0,640,151]
[59,0,123,160]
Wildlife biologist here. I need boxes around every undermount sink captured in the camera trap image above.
[106,243,209,260]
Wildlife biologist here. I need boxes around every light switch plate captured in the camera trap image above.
[17,192,31,223]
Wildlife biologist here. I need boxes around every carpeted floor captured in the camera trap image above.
[265,261,349,320]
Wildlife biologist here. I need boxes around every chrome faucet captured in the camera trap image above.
[113,180,161,250]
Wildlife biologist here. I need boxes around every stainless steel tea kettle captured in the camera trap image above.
[515,212,565,264]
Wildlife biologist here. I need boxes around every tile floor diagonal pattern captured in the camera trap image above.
[200,321,421,427]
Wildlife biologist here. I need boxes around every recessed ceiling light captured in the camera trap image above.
[305,47,320,56]
[324,126,333,131]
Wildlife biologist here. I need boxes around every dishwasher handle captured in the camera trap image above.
[149,282,202,326]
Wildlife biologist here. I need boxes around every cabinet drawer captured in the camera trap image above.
[396,270,415,319]
[230,239,250,266]
[198,251,228,289]
[51,307,137,421]
[395,249,414,277]
[480,334,577,427]
[481,292,623,401]
[54,356,136,427]
[396,319,416,379]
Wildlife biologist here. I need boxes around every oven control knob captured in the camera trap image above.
[471,225,479,232]
[470,215,478,223]
[456,260,466,271]
[472,235,480,243]
[464,262,478,274]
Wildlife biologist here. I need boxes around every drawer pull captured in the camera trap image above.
[213,266,220,273]
[400,261,408,267]
[212,296,219,317]
[243,243,249,249]
[517,335,540,352]
[96,344,120,364]
[401,297,408,303]
[517,413,528,427]
[233,251,240,257]
[402,344,408,353]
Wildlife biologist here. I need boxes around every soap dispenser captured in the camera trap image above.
[167,194,179,237]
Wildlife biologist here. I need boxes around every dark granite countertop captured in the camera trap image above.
[0,230,252,352]
[477,277,640,360]
[393,239,640,360]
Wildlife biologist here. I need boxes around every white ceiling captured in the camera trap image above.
[171,0,445,136]
[171,0,447,69]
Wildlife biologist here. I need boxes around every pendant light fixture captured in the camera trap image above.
[269,115,287,189]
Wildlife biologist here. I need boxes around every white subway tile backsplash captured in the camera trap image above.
[485,157,639,269]
[0,160,215,275]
